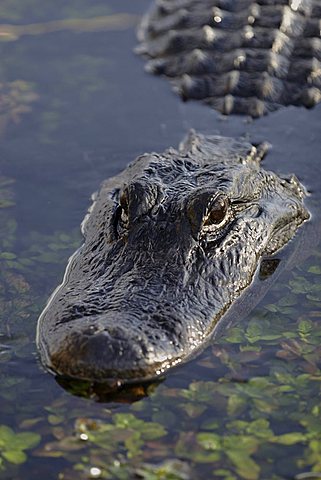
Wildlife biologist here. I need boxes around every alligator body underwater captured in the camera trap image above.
[137,0,321,117]
[37,132,309,382]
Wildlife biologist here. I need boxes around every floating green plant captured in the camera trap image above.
[0,425,40,468]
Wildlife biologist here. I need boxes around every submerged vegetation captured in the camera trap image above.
[0,0,137,141]
[0,81,38,136]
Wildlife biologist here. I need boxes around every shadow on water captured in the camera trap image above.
[55,375,163,403]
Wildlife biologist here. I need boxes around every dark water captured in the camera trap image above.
[1,1,321,479]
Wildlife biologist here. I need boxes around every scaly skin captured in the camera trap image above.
[37,132,309,382]
[137,0,321,117]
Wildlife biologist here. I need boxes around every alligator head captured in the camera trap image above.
[37,132,309,383]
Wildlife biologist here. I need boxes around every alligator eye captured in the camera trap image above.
[114,190,130,238]
[203,195,229,227]
[120,190,130,222]
[120,205,129,226]
[114,204,129,238]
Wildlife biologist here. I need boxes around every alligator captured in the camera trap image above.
[137,0,321,117]
[37,131,309,382]
[37,0,316,385]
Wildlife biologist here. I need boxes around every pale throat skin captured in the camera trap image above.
[37,132,309,383]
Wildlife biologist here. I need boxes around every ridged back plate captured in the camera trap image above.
[137,0,321,116]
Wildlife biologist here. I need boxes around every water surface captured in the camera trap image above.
[1,1,321,479]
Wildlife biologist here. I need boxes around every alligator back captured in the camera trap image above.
[137,0,321,117]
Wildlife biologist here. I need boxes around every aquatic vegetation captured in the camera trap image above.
[0,176,79,365]
[25,261,321,477]
[0,177,33,343]
[0,176,15,209]
[0,81,38,136]
[18,229,81,278]
[0,6,136,140]
[19,247,320,480]
[0,425,40,468]
[2,168,321,479]
[134,459,192,480]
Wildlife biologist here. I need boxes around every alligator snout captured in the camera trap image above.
[42,307,186,381]
[49,323,160,381]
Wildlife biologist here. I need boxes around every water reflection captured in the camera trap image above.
[56,374,162,403]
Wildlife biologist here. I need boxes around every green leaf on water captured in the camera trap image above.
[0,425,40,466]
[213,469,237,480]
[227,395,247,416]
[193,450,221,463]
[225,327,245,343]
[0,200,15,209]
[289,277,314,294]
[10,431,41,450]
[308,265,321,274]
[224,435,258,454]
[271,432,306,445]
[114,413,166,440]
[135,459,192,480]
[307,292,321,302]
[0,252,17,260]
[278,293,298,307]
[200,418,219,431]
[226,449,260,480]
[0,426,15,445]
[197,432,222,451]
[2,450,27,464]
[298,319,313,336]
[246,419,273,439]
[265,304,278,313]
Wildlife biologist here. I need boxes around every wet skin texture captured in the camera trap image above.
[37,132,309,382]
[137,0,321,117]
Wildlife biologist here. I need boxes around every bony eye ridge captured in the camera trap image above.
[203,194,229,227]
